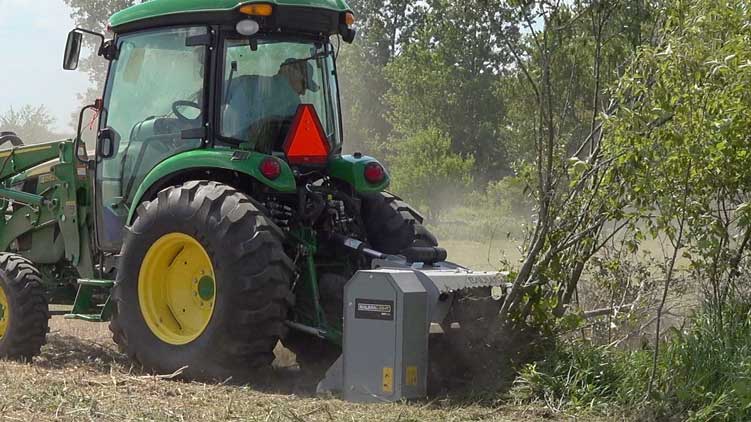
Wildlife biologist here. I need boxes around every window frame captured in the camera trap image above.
[213,31,344,152]
[98,25,213,148]
[94,24,212,252]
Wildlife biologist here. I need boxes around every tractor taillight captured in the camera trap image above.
[364,162,385,184]
[283,104,331,166]
[259,157,281,180]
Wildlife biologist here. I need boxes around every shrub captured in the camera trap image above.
[388,127,474,220]
[513,294,751,421]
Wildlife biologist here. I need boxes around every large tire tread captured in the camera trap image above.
[361,192,438,253]
[0,253,49,361]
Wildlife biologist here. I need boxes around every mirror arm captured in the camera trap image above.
[100,40,119,60]
[73,28,118,59]
[74,27,104,48]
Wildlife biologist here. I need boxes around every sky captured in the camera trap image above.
[0,0,91,133]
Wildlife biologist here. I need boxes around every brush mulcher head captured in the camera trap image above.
[317,261,510,403]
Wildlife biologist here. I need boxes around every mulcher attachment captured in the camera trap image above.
[317,259,509,402]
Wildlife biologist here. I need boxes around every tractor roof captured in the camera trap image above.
[110,0,352,32]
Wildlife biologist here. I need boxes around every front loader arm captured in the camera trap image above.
[0,141,68,182]
[0,140,93,273]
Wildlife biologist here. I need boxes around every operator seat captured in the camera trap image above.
[222,74,300,151]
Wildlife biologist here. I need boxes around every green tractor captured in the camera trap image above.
[0,0,506,400]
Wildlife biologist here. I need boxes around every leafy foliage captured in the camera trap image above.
[515,295,751,421]
[389,127,474,219]
[384,0,516,180]
[606,0,751,304]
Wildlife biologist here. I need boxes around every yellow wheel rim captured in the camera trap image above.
[139,233,216,345]
[0,284,8,338]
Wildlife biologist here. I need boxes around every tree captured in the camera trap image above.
[385,0,517,181]
[603,0,751,394]
[389,127,474,220]
[493,0,660,328]
[63,0,142,117]
[338,0,426,156]
[0,106,60,144]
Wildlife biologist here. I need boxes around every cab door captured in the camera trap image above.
[95,26,209,252]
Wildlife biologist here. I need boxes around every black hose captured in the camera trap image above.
[0,134,23,147]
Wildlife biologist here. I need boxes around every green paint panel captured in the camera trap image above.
[110,0,352,29]
[128,148,296,223]
[0,141,67,182]
[328,154,389,193]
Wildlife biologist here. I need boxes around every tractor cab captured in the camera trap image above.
[63,0,356,251]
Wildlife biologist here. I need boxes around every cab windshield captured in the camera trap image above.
[220,38,342,153]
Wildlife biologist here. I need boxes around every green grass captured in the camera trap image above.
[512,297,751,421]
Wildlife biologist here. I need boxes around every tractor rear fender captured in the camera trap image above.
[328,154,390,193]
[127,149,296,224]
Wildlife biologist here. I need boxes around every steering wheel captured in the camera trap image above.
[172,100,202,124]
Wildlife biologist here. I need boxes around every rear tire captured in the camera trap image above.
[360,192,437,253]
[110,181,293,382]
[0,253,48,361]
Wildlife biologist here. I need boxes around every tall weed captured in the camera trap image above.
[513,296,751,421]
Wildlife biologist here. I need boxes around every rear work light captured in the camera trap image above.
[239,3,273,16]
[364,162,385,184]
[283,104,331,166]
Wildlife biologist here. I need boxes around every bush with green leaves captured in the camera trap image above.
[514,292,751,421]
[388,127,474,220]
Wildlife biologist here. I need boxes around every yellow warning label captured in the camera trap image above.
[39,173,58,185]
[406,366,418,386]
[382,367,394,393]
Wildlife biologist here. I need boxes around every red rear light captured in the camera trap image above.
[364,162,385,184]
[259,157,281,180]
[283,104,331,165]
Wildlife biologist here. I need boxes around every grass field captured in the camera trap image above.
[0,242,608,421]
[0,317,599,421]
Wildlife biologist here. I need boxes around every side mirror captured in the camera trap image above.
[63,30,83,70]
[97,127,117,159]
[341,27,357,44]
[75,101,102,166]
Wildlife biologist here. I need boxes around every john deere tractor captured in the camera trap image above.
[0,0,507,400]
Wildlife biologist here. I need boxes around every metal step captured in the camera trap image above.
[63,313,104,322]
[76,278,114,288]
[65,280,115,322]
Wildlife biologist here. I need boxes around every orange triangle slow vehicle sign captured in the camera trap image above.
[283,104,331,165]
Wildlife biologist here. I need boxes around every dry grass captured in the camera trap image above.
[0,241,606,421]
[0,317,582,421]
